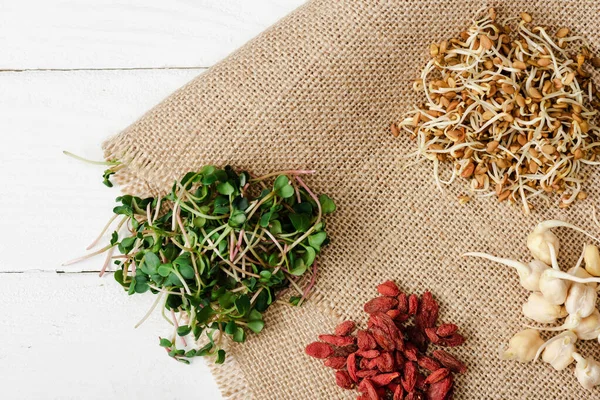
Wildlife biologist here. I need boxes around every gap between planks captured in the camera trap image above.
[0,66,208,73]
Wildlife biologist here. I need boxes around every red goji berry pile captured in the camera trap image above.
[305,281,467,400]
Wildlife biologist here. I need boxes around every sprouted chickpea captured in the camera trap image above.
[468,217,600,389]
[573,353,600,390]
[534,330,577,371]
[527,220,599,266]
[463,252,548,291]
[501,329,544,362]
[584,244,600,276]
[522,292,567,323]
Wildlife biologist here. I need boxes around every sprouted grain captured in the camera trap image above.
[398,9,600,213]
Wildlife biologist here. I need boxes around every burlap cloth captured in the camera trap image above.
[103,0,600,398]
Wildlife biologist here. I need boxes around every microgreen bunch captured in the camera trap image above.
[65,165,336,364]
[397,9,600,213]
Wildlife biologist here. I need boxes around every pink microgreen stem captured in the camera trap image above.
[99,246,116,277]
[171,309,187,347]
[134,292,164,328]
[298,261,318,306]
[262,229,285,257]
[231,229,245,260]
[252,170,316,182]
[87,214,118,250]
[229,231,235,261]
[62,244,114,266]
[176,212,191,247]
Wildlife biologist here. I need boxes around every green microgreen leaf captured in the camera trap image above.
[217,182,235,196]
[215,349,226,364]
[319,194,336,214]
[289,213,311,232]
[290,258,308,276]
[247,320,265,334]
[232,327,246,343]
[177,325,192,336]
[158,263,172,277]
[308,232,327,251]
[142,252,161,275]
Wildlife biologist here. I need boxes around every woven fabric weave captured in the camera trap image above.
[104,1,600,398]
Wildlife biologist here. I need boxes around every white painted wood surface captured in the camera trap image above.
[2,0,304,69]
[1,1,304,398]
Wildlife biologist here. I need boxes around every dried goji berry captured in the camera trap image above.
[335,320,357,336]
[377,280,400,297]
[324,356,348,369]
[364,297,399,314]
[371,372,400,386]
[362,358,379,370]
[439,333,465,347]
[424,368,450,384]
[318,334,356,347]
[417,355,441,371]
[395,336,405,352]
[376,352,395,372]
[403,342,418,361]
[305,342,333,359]
[394,350,405,367]
[357,395,370,400]
[426,375,453,400]
[401,361,417,393]
[386,309,402,320]
[406,326,428,352]
[335,370,355,390]
[393,384,404,400]
[436,323,458,338]
[347,352,358,382]
[357,330,377,350]
[405,393,425,400]
[333,346,357,359]
[433,350,467,373]
[414,291,439,329]
[408,294,419,315]
[425,327,440,344]
[387,382,398,392]
[357,370,379,379]
[333,344,358,357]
[415,370,426,390]
[358,379,379,400]
[370,327,396,352]
[370,313,401,344]
[397,293,408,314]
[357,349,380,359]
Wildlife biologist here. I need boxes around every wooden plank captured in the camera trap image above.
[0,69,201,272]
[2,0,304,70]
[0,273,223,399]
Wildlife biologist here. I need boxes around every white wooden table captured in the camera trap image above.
[0,1,304,398]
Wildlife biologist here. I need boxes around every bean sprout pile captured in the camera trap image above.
[398,9,600,213]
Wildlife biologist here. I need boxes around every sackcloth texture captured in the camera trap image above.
[103,0,600,398]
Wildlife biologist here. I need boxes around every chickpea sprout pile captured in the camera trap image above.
[465,220,600,390]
